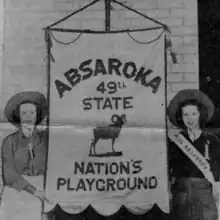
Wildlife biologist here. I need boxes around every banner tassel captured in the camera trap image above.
[165,29,178,64]
[45,29,55,63]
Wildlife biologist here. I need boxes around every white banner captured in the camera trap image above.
[44,29,169,215]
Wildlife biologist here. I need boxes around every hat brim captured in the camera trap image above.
[167,89,215,128]
[4,91,48,126]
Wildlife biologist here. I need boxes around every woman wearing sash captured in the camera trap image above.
[0,91,51,220]
[167,89,220,220]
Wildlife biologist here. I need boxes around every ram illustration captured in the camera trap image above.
[89,114,127,156]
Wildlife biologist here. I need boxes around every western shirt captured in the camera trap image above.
[169,131,220,182]
[2,128,48,194]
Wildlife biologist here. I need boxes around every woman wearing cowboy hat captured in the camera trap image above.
[167,89,220,220]
[0,91,50,220]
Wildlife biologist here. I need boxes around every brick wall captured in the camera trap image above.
[0,0,198,118]
[0,0,198,191]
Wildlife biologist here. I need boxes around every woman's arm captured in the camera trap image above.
[2,135,36,194]
[207,133,220,181]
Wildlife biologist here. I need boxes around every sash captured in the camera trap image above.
[168,131,215,185]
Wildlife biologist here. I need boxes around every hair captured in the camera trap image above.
[175,99,209,129]
[11,101,43,126]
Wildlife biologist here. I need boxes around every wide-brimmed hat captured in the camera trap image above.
[4,91,48,126]
[167,89,215,128]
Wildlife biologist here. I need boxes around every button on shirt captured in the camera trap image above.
[2,128,48,193]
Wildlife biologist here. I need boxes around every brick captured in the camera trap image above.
[170,36,184,46]
[3,81,46,98]
[170,9,184,17]
[183,73,198,82]
[132,0,158,9]
[111,17,132,29]
[1,84,23,104]
[130,18,162,29]
[111,10,129,21]
[167,73,184,82]
[56,17,83,29]
[183,17,198,26]
[74,0,104,11]
[81,19,104,30]
[71,10,104,20]
[125,9,170,19]
[167,53,184,64]
[4,11,67,31]
[184,36,198,45]
[157,18,183,27]
[3,66,47,86]
[167,63,172,73]
[171,64,185,73]
[167,83,172,93]
[143,9,170,18]
[53,2,81,12]
[172,63,197,73]
[182,0,198,9]
[169,43,183,55]
[182,8,197,19]
[157,0,182,8]
[184,54,198,63]
[5,0,54,10]
[3,45,46,66]
[171,26,197,36]
[170,8,197,20]
[171,83,198,92]
[175,45,198,54]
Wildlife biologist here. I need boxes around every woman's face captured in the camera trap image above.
[19,103,37,126]
[182,104,200,130]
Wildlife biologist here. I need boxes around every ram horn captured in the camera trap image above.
[111,114,120,123]
[121,114,127,123]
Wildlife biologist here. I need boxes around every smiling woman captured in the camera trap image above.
[175,99,209,133]
[167,89,220,220]
[0,91,51,220]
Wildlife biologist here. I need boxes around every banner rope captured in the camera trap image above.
[50,31,83,45]
[165,29,178,64]
[126,29,165,45]
[45,29,55,63]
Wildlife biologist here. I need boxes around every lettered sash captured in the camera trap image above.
[168,132,215,185]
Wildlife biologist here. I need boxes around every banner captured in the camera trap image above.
[44,29,169,215]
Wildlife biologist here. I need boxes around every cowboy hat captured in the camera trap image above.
[4,91,48,126]
[167,89,215,128]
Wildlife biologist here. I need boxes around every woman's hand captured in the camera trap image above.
[34,190,50,203]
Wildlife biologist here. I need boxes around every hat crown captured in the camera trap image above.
[167,89,214,128]
[4,91,48,126]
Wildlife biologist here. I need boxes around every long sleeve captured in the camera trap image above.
[207,133,220,181]
[2,135,36,193]
[209,133,220,164]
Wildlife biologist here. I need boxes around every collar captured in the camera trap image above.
[18,127,39,139]
[186,129,203,142]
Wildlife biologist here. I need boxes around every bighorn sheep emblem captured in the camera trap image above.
[89,114,127,157]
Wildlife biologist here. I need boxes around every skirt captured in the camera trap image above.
[0,175,45,220]
[172,177,218,220]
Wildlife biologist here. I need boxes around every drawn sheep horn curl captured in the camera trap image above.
[121,114,127,123]
[111,114,120,123]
